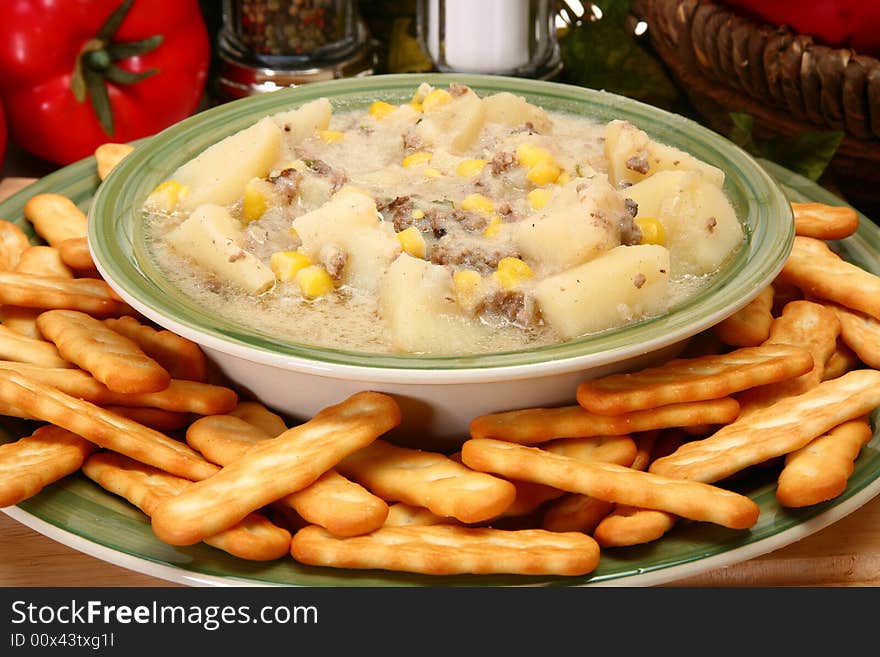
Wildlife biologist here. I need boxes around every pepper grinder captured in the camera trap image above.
[416,0,562,79]
[216,0,376,100]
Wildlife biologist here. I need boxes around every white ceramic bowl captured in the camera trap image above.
[88,73,794,445]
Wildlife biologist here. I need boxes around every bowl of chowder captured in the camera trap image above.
[89,74,793,444]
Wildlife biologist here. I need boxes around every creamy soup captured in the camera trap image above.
[143,83,744,355]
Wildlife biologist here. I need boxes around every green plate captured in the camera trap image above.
[1,152,878,586]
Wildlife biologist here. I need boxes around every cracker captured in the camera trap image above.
[0,306,42,340]
[57,237,96,273]
[227,400,287,436]
[16,245,74,278]
[383,502,451,527]
[713,284,775,347]
[736,301,841,416]
[790,201,859,240]
[830,303,880,369]
[290,524,601,576]
[151,391,401,545]
[336,439,516,523]
[461,438,759,529]
[104,315,207,382]
[778,236,880,320]
[82,452,291,561]
[576,344,814,415]
[0,361,236,415]
[540,494,615,534]
[22,193,88,246]
[95,143,135,180]
[593,506,677,547]
[0,271,130,317]
[38,309,171,394]
[823,341,861,380]
[103,406,192,432]
[0,369,219,481]
[776,418,874,508]
[649,369,880,483]
[469,397,741,444]
[0,220,36,271]
[0,425,95,507]
[0,324,70,368]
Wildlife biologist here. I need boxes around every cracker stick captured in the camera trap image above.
[576,344,814,415]
[1,245,76,339]
[0,325,70,368]
[290,524,600,576]
[0,361,236,415]
[383,502,451,527]
[95,143,135,180]
[0,271,129,317]
[778,236,880,320]
[541,494,615,534]
[151,391,401,545]
[57,237,95,273]
[823,341,861,380]
[650,369,880,483]
[103,406,191,432]
[469,397,740,444]
[593,506,678,547]
[713,284,775,347]
[0,369,219,481]
[185,414,270,462]
[830,303,880,369]
[0,220,35,271]
[104,315,207,382]
[227,400,287,436]
[337,439,516,523]
[737,301,840,416]
[82,452,291,561]
[38,310,171,394]
[790,201,859,240]
[461,438,759,529]
[0,425,95,507]
[776,418,873,508]
[23,193,88,246]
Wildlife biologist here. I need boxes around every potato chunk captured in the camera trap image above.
[623,171,743,277]
[292,187,401,294]
[482,92,552,133]
[414,85,485,155]
[170,117,283,211]
[380,254,489,354]
[271,98,332,144]
[165,204,275,294]
[534,244,671,339]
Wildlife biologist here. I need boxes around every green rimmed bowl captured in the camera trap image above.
[89,73,793,442]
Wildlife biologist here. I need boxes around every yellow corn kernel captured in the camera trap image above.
[270,251,312,282]
[635,216,666,246]
[453,269,483,309]
[456,158,487,177]
[289,227,299,239]
[516,143,553,168]
[409,100,423,113]
[411,209,425,220]
[146,180,190,212]
[527,158,562,186]
[527,188,552,210]
[318,130,344,143]
[460,193,495,215]
[396,226,426,259]
[242,181,267,222]
[296,265,335,299]
[493,257,534,290]
[482,215,502,237]
[423,168,442,179]
[369,101,396,119]
[402,151,433,167]
[555,170,571,185]
[421,88,452,112]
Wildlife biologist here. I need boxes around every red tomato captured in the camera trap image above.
[723,0,880,56]
[0,0,210,165]
[0,102,6,168]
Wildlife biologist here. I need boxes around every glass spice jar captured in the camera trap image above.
[217,0,375,99]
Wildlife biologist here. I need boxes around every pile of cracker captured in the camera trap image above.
[0,146,878,579]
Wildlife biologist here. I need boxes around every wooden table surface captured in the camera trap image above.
[1,175,879,588]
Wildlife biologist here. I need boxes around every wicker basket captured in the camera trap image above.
[632,0,880,215]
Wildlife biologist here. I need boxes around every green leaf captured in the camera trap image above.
[106,35,163,61]
[762,130,845,182]
[83,68,115,136]
[558,0,685,112]
[96,0,135,43]
[104,64,158,86]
